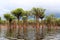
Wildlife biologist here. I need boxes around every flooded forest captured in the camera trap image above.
[0,8,60,40]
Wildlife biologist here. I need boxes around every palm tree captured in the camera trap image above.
[4,13,15,37]
[22,11,30,40]
[45,14,55,33]
[56,18,60,26]
[55,18,60,30]
[11,8,24,39]
[31,7,45,40]
[39,9,45,39]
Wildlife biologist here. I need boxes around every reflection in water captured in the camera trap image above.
[0,26,60,40]
[0,26,9,40]
[27,26,36,40]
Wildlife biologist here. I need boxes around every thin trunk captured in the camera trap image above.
[23,23,27,40]
[12,21,17,38]
[36,16,40,40]
[9,21,11,37]
[7,21,12,37]
[40,19,44,39]
[17,18,19,38]
[47,24,51,33]
[23,18,27,40]
[17,18,22,39]
[6,21,9,37]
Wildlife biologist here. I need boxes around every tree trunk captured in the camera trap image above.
[9,21,12,37]
[7,21,12,37]
[47,24,51,33]
[17,18,22,39]
[40,19,44,39]
[36,16,40,40]
[23,18,27,40]
[23,20,27,40]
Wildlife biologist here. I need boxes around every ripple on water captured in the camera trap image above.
[0,37,9,40]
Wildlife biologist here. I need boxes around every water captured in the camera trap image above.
[0,26,9,40]
[42,29,60,40]
[42,33,60,40]
[0,26,60,40]
[27,26,36,40]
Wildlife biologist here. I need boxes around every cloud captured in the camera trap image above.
[0,0,60,10]
[0,7,10,19]
[0,7,10,13]
[0,0,60,18]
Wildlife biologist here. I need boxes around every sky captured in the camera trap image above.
[0,0,60,19]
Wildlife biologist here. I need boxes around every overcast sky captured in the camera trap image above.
[0,0,60,19]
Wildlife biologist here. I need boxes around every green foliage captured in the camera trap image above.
[23,11,30,16]
[31,7,45,18]
[11,8,24,19]
[4,13,15,22]
[22,16,27,20]
[4,14,10,20]
[1,7,60,26]
[0,17,5,24]
[39,13,45,19]
[22,11,30,19]
[55,18,60,26]
[28,19,35,23]
[0,17,1,24]
[0,17,1,20]
[0,20,3,24]
[45,14,56,24]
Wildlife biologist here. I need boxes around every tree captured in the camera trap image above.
[11,8,24,39]
[55,18,60,30]
[31,7,45,40]
[55,18,60,26]
[22,11,30,40]
[4,13,15,37]
[45,14,55,33]
[39,9,45,39]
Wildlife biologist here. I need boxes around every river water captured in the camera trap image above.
[0,26,60,40]
[0,26,9,40]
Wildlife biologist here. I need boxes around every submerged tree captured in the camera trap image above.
[31,7,45,40]
[39,9,45,39]
[22,11,30,40]
[11,8,24,39]
[55,18,60,30]
[4,13,15,37]
[45,14,56,33]
[55,18,60,26]
[0,7,59,40]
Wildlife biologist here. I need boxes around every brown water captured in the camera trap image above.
[0,26,60,40]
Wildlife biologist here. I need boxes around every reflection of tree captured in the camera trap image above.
[0,7,60,40]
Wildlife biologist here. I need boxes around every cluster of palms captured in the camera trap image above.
[0,7,60,40]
